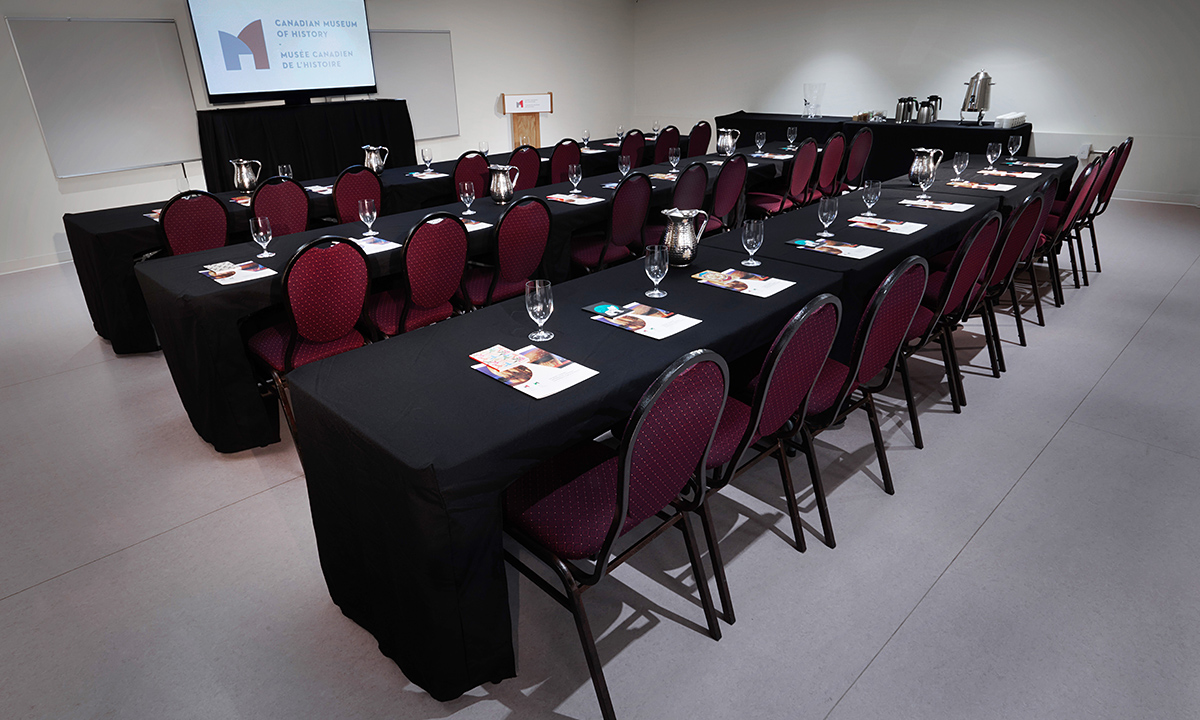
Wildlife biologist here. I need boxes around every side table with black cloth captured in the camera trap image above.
[285,246,844,700]
[135,157,779,452]
[882,155,1077,217]
[197,99,418,193]
[845,120,1034,185]
[714,111,845,148]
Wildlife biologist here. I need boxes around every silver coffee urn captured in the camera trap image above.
[959,69,994,125]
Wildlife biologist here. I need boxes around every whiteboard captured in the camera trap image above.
[370,30,459,140]
[6,17,201,178]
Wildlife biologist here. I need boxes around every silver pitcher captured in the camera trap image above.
[660,207,710,267]
[716,128,741,157]
[916,101,936,124]
[908,148,944,185]
[895,97,919,124]
[362,145,389,173]
[230,159,262,191]
[488,164,520,204]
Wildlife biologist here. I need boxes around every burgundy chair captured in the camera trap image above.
[503,349,729,720]
[972,194,1048,366]
[703,154,748,235]
[686,120,712,158]
[453,151,491,200]
[160,190,229,256]
[458,197,550,308]
[652,125,681,164]
[808,132,847,203]
[704,294,842,567]
[642,162,708,248]
[896,213,1002,448]
[1016,175,1060,328]
[1067,146,1118,286]
[838,127,874,193]
[619,129,646,168]
[745,138,816,217]
[250,176,309,237]
[367,213,468,335]
[333,166,382,225]
[794,256,929,539]
[570,172,651,274]
[550,138,582,185]
[1038,157,1102,304]
[1081,136,1133,273]
[246,237,372,439]
[508,145,541,191]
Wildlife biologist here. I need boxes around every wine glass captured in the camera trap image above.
[916,163,935,200]
[862,180,881,217]
[458,181,476,216]
[277,164,293,179]
[582,129,590,148]
[755,131,766,154]
[645,245,669,298]
[786,126,798,150]
[986,142,1001,170]
[817,196,838,238]
[668,147,681,173]
[1007,135,1022,162]
[358,198,378,236]
[525,280,554,341]
[741,219,763,267]
[251,216,274,258]
[479,140,489,157]
[618,155,631,176]
[952,151,969,181]
[568,164,583,193]
[652,120,661,138]
[421,148,433,171]
[616,125,624,141]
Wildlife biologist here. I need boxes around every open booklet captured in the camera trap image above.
[199,261,278,285]
[788,238,882,260]
[1003,160,1063,168]
[947,180,1017,191]
[470,344,597,399]
[750,152,795,160]
[351,236,401,254]
[978,169,1042,179]
[407,170,449,179]
[847,216,927,235]
[547,193,605,205]
[304,184,333,195]
[692,269,795,298]
[144,208,163,222]
[898,199,975,212]
[585,301,701,340]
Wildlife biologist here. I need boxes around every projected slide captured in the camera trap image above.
[189,0,376,99]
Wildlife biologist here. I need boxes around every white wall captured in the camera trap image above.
[630,0,1200,206]
[0,0,636,274]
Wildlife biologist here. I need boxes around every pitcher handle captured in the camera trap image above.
[731,129,741,143]
[380,147,389,165]
[509,166,520,188]
[931,149,943,169]
[693,210,710,241]
[250,159,262,178]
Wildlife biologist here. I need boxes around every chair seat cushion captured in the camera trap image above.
[703,216,725,235]
[643,224,666,248]
[459,266,496,307]
[504,441,624,559]
[572,233,631,269]
[1044,213,1062,236]
[929,249,956,271]
[706,397,755,469]
[248,324,365,372]
[906,305,937,343]
[1052,199,1066,215]
[368,289,452,336]
[745,192,792,216]
[924,270,948,304]
[806,359,853,417]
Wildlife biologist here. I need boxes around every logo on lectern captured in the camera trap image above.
[219,20,269,71]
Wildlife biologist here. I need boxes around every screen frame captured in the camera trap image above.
[185,0,378,105]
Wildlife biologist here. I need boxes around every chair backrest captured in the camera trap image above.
[550,138,582,184]
[814,132,846,196]
[1034,175,1059,242]
[985,193,1044,292]
[251,177,309,237]
[1051,157,1101,241]
[1081,147,1118,221]
[333,166,382,225]
[160,190,229,256]
[609,172,652,249]
[928,212,1002,328]
[400,213,468,332]
[453,151,490,198]
[787,138,819,205]
[672,162,708,211]
[620,130,646,167]
[509,145,541,191]
[653,125,681,164]
[687,121,712,158]
[280,236,370,369]
[495,197,551,285]
[711,154,748,221]
[1095,136,1133,215]
[842,127,874,189]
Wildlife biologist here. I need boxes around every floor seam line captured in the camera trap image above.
[0,354,139,392]
[1062,419,1200,462]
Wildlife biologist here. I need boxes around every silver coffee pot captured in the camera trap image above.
[908,148,944,185]
[660,207,710,267]
[229,159,262,191]
[716,128,741,156]
[362,145,389,173]
[895,97,919,124]
[488,164,521,204]
[916,101,936,125]
[960,70,994,125]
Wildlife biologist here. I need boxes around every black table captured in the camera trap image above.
[882,154,1077,216]
[714,111,845,148]
[135,156,780,453]
[286,245,845,701]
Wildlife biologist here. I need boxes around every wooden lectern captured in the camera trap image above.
[501,93,553,149]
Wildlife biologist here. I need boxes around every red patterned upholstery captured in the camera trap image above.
[573,173,649,271]
[838,128,873,192]
[904,305,937,342]
[814,133,846,198]
[248,325,365,372]
[985,195,1044,290]
[333,167,381,225]
[853,260,928,387]
[1095,137,1133,214]
[934,215,1001,322]
[1047,157,1101,243]
[706,398,754,469]
[161,191,228,256]
[550,139,581,184]
[509,146,541,191]
[687,121,712,158]
[1030,177,1059,254]
[652,125,680,164]
[251,178,309,237]
[709,155,747,230]
[571,235,632,269]
[805,359,852,417]
[368,216,467,335]
[462,199,549,307]
[453,152,490,199]
[620,130,646,167]
[746,138,816,215]
[642,163,707,246]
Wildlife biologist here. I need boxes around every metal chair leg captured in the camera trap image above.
[1065,232,1081,289]
[938,333,961,413]
[678,512,722,641]
[695,498,735,624]
[774,444,807,552]
[1075,227,1090,286]
[897,352,924,449]
[1088,218,1102,272]
[1027,264,1046,325]
[565,587,618,720]
[945,328,967,407]
[979,299,1001,378]
[1047,251,1064,307]
[1009,283,1027,346]
[987,298,1006,374]
[863,393,895,495]
[799,428,835,548]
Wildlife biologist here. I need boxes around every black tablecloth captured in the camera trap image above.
[714,111,845,148]
[844,120,1034,185]
[881,154,1077,216]
[135,156,779,452]
[285,245,844,701]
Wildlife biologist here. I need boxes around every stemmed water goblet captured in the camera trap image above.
[525,280,554,341]
[668,147,681,173]
[786,126,798,150]
[277,164,293,179]
[645,245,669,298]
[582,129,590,148]
[652,120,660,138]
[741,219,763,267]
[953,151,969,181]
[358,198,378,236]
[916,163,935,200]
[568,164,583,193]
[458,181,476,216]
[616,125,624,142]
[251,216,274,258]
[618,155,631,176]
[986,142,1002,171]
[1007,135,1022,163]
[817,196,838,238]
[421,148,433,171]
[862,180,881,217]
[479,141,489,157]
[755,131,766,154]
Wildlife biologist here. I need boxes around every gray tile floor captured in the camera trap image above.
[2,199,1198,719]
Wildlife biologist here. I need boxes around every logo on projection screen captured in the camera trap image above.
[219,20,269,71]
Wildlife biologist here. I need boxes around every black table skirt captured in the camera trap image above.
[287,245,844,701]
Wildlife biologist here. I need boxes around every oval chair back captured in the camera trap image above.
[508,145,541,191]
[986,194,1045,293]
[280,237,371,371]
[1094,137,1133,216]
[492,197,551,304]
[652,125,681,164]
[453,151,490,200]
[930,212,1003,330]
[841,127,874,191]
[687,120,712,157]
[709,154,748,231]
[673,162,708,210]
[251,176,309,237]
[333,166,381,225]
[160,190,229,256]
[813,132,846,199]
[550,139,582,185]
[620,129,646,168]
[609,171,652,254]
[788,138,819,206]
